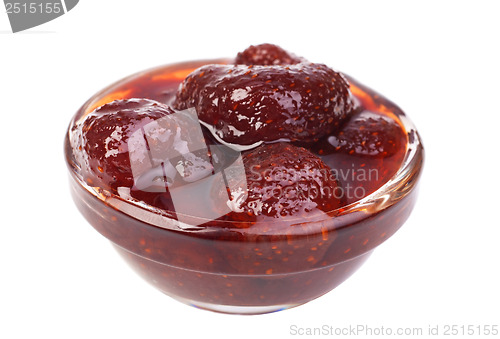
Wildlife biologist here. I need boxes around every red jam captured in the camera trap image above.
[66,45,422,313]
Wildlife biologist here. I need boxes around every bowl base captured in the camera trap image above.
[172,295,299,315]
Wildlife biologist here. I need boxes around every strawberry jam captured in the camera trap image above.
[65,50,423,314]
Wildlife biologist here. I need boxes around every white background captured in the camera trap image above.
[1,1,499,338]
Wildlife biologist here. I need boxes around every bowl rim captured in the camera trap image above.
[65,59,424,231]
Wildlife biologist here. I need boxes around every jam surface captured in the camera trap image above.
[67,44,415,310]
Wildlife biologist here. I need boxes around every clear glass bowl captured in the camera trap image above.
[64,59,424,315]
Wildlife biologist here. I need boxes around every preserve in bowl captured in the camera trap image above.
[64,59,424,315]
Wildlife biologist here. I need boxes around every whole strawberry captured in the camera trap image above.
[323,112,406,157]
[74,98,223,196]
[310,112,408,203]
[213,142,343,222]
[173,63,355,146]
[235,43,303,66]
[73,99,174,192]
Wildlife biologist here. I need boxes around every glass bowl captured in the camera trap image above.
[64,59,424,315]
